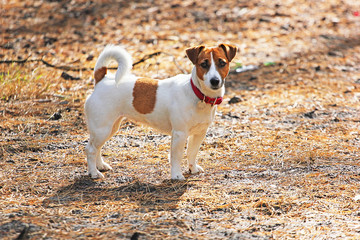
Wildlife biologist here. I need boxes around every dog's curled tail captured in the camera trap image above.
[93,45,133,85]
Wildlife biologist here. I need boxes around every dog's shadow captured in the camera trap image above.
[42,175,190,211]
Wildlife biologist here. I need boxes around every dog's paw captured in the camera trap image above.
[97,162,113,172]
[89,169,105,179]
[189,164,204,174]
[171,173,185,181]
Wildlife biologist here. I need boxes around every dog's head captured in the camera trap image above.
[186,44,237,90]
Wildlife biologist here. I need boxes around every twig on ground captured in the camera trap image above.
[40,58,91,71]
[0,57,92,71]
[0,51,187,73]
[132,51,163,67]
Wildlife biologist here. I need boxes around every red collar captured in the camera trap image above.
[190,78,223,106]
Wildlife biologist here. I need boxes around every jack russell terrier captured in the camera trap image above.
[85,44,237,180]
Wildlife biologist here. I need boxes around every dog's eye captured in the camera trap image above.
[219,59,227,67]
[200,61,209,69]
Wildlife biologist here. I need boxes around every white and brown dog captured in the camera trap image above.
[85,44,237,180]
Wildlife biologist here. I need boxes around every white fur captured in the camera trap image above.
[85,45,226,180]
[94,45,133,85]
[205,52,223,89]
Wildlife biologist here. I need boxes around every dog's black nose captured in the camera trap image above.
[210,77,220,87]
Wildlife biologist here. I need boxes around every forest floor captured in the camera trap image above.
[1,0,360,239]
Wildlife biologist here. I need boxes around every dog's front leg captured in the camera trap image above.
[170,130,187,180]
[187,131,207,174]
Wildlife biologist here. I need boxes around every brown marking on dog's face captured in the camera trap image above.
[211,46,232,80]
[186,44,237,81]
[94,67,107,85]
[132,77,158,114]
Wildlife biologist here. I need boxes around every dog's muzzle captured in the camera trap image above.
[210,77,222,89]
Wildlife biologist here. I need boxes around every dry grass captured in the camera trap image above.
[1,0,360,239]
[1,65,49,101]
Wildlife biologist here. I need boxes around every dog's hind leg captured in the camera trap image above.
[85,117,123,178]
[95,117,124,171]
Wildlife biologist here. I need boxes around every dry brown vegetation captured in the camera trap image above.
[1,0,360,239]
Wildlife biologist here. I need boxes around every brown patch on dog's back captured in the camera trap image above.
[94,67,107,85]
[132,77,158,114]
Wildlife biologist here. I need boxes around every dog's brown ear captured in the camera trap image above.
[219,44,237,62]
[186,45,205,64]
